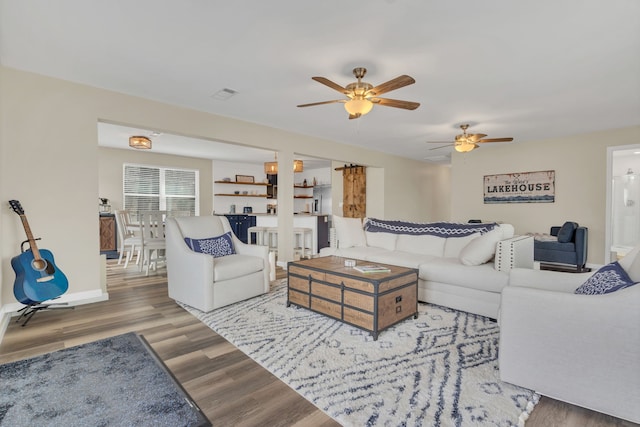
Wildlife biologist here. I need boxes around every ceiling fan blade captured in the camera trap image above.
[466,133,488,142]
[429,144,453,150]
[311,77,349,94]
[297,99,345,108]
[477,138,514,143]
[366,75,415,96]
[371,98,420,110]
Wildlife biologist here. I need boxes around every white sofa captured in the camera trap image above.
[165,215,270,312]
[320,217,533,319]
[499,262,640,423]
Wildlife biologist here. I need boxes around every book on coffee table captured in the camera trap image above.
[353,264,391,273]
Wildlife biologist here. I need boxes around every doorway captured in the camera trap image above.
[606,144,640,262]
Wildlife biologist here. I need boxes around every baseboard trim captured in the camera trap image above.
[0,289,109,345]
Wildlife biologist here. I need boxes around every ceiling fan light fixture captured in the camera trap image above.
[129,136,152,149]
[454,142,476,153]
[344,98,373,116]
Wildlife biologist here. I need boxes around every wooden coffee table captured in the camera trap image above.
[287,256,418,340]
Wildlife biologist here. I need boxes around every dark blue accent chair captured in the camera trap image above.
[534,223,588,271]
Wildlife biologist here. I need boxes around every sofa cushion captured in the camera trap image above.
[557,221,578,243]
[184,232,235,258]
[214,254,264,281]
[333,246,389,261]
[365,250,438,269]
[575,262,638,295]
[333,216,366,249]
[365,230,397,251]
[443,233,480,258]
[459,228,503,266]
[618,245,640,282]
[419,258,509,293]
[396,234,445,257]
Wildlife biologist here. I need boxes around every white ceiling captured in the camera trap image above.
[1,0,639,164]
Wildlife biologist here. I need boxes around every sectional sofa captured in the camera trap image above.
[320,216,533,319]
[500,250,640,423]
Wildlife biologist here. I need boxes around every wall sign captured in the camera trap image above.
[484,170,555,204]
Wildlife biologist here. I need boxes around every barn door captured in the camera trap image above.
[341,165,366,218]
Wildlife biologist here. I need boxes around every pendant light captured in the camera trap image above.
[264,153,304,173]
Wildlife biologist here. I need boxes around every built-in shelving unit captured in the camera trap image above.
[215,180,270,197]
[294,184,314,199]
[215,181,270,186]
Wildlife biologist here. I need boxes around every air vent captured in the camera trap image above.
[211,88,238,100]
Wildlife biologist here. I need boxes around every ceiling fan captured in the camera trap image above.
[427,124,514,153]
[297,67,420,119]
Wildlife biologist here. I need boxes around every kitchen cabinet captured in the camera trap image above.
[224,214,256,244]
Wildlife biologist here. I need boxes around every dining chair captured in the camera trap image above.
[114,210,142,268]
[139,210,167,276]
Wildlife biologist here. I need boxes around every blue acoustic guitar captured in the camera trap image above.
[9,200,69,304]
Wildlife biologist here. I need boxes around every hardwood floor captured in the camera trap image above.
[0,260,636,427]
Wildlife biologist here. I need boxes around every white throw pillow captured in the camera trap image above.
[497,223,515,239]
[443,233,480,258]
[618,245,640,282]
[459,228,503,266]
[333,216,366,249]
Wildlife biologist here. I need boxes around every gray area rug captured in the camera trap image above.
[0,332,209,427]
[184,281,539,427]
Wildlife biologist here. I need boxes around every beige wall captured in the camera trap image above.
[98,147,214,215]
[0,66,443,308]
[451,126,640,265]
[6,63,633,311]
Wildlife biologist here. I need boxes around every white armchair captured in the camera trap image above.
[165,215,270,312]
[499,267,640,423]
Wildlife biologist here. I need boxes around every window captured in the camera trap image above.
[124,164,199,216]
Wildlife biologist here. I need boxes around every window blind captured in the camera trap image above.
[124,164,199,216]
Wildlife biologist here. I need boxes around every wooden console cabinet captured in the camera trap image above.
[99,213,118,258]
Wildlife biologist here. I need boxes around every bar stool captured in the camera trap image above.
[265,227,279,255]
[293,227,313,259]
[247,226,267,245]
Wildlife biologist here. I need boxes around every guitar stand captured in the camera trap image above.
[15,301,74,327]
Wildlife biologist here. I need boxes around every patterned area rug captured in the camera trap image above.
[184,281,539,427]
[0,333,209,427]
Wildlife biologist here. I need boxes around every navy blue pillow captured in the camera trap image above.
[184,232,235,258]
[575,262,638,295]
[557,221,578,243]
